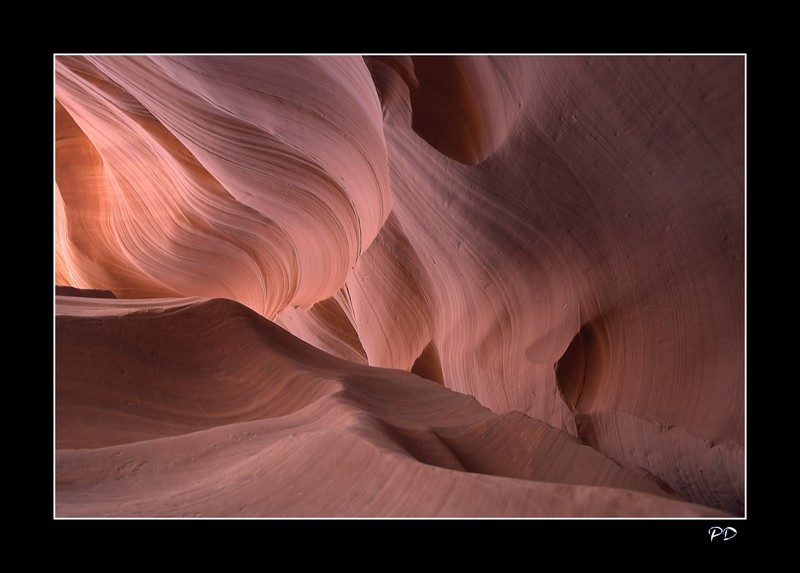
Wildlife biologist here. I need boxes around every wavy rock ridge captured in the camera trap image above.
[55,55,744,517]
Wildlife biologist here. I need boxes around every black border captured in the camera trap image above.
[47,50,751,553]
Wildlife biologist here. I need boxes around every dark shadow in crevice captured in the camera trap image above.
[554,321,606,414]
[411,341,445,386]
[56,285,117,299]
[408,56,488,166]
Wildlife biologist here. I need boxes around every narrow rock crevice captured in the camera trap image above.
[411,341,445,386]
[408,56,489,166]
[554,321,607,414]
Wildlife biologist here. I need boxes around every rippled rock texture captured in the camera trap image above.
[55,55,744,517]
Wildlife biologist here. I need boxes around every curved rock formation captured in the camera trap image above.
[56,293,728,517]
[56,55,391,315]
[55,55,744,517]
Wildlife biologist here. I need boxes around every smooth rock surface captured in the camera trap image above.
[55,55,744,516]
